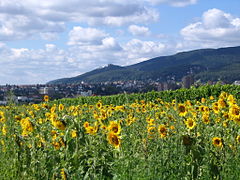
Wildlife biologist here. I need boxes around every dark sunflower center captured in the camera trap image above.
[215,139,220,145]
[112,126,118,133]
[179,106,185,112]
[111,135,119,145]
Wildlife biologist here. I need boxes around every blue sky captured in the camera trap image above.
[0,0,240,84]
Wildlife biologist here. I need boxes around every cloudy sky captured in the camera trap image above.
[0,0,240,84]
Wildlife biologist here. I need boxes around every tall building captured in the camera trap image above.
[182,75,194,88]
[39,87,55,95]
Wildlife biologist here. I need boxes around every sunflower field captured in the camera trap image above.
[0,85,240,179]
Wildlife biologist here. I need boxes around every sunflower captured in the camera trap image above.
[108,121,121,134]
[20,117,34,136]
[126,116,135,126]
[43,95,49,102]
[212,137,223,148]
[71,130,78,138]
[2,125,7,136]
[178,104,187,116]
[96,101,102,109]
[229,105,239,116]
[101,124,108,131]
[236,135,240,144]
[147,126,156,135]
[212,104,219,114]
[199,106,205,112]
[52,120,66,131]
[210,96,214,100]
[219,92,228,99]
[201,98,206,103]
[85,126,98,135]
[83,122,90,128]
[227,94,236,105]
[0,111,6,122]
[14,115,22,121]
[233,115,240,125]
[202,113,210,124]
[158,124,167,138]
[42,103,49,109]
[146,118,155,126]
[59,104,64,111]
[50,106,56,113]
[185,118,196,130]
[218,98,226,109]
[52,137,65,150]
[107,131,120,148]
[61,168,67,180]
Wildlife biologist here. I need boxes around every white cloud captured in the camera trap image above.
[181,9,240,48]
[97,7,159,26]
[102,37,122,51]
[68,26,108,46]
[45,44,56,52]
[145,0,197,7]
[123,39,172,64]
[0,35,175,84]
[128,25,150,36]
[0,0,160,42]
[0,0,200,43]
[0,44,75,84]
[0,13,65,41]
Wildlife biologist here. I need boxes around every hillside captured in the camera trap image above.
[48,46,240,84]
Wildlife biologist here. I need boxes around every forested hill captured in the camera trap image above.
[48,46,240,84]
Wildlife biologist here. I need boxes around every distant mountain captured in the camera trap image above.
[48,46,240,84]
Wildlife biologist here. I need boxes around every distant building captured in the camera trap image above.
[39,87,55,95]
[233,81,240,85]
[0,101,7,105]
[80,90,93,96]
[157,83,164,91]
[182,75,194,88]
[17,96,29,102]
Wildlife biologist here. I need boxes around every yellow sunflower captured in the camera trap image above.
[185,118,196,130]
[147,126,156,135]
[83,122,90,128]
[61,168,67,180]
[43,95,49,102]
[52,120,66,131]
[85,124,98,135]
[107,131,121,148]
[212,104,219,114]
[71,130,78,138]
[108,121,121,134]
[59,104,64,111]
[212,137,223,148]
[236,135,240,144]
[232,115,240,125]
[229,105,239,116]
[158,124,167,138]
[202,113,210,124]
[178,104,187,116]
[227,94,236,105]
[0,111,6,122]
[96,101,102,109]
[218,98,226,109]
[209,96,214,100]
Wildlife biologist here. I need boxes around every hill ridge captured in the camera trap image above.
[48,46,240,84]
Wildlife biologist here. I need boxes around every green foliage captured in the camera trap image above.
[0,85,240,179]
[54,84,240,105]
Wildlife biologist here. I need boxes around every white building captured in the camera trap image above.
[233,81,240,85]
[39,87,55,95]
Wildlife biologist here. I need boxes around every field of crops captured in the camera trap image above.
[0,85,240,179]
